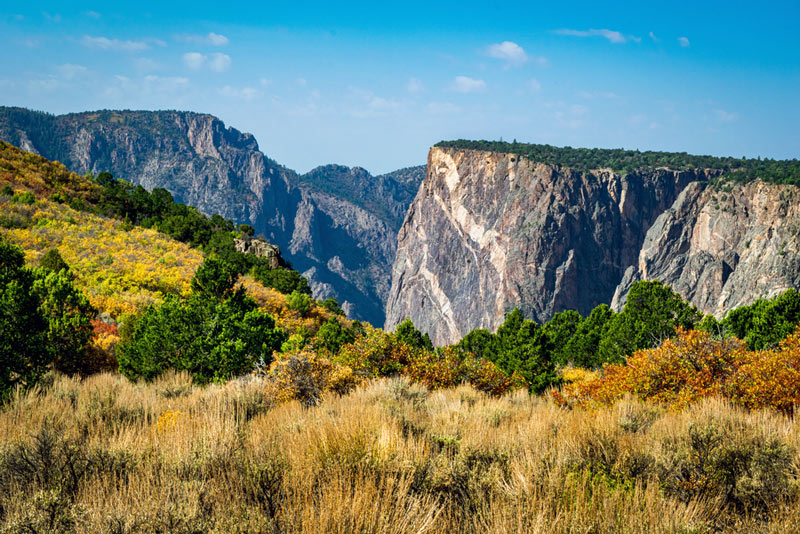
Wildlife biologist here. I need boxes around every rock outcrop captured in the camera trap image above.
[234,237,282,268]
[385,146,799,346]
[0,107,425,325]
[612,181,800,315]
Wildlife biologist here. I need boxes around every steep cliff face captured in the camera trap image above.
[0,107,425,325]
[385,147,721,345]
[612,181,800,315]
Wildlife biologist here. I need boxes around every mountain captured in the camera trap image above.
[0,107,425,325]
[386,144,800,345]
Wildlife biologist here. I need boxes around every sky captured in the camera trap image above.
[0,1,798,174]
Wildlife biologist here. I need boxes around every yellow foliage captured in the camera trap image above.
[0,197,203,318]
[154,409,188,434]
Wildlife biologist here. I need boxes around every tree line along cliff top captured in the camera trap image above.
[435,140,800,185]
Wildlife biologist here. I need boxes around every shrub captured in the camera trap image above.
[312,317,354,354]
[554,327,800,415]
[117,290,285,384]
[320,297,344,316]
[656,419,797,513]
[286,290,312,317]
[253,266,311,295]
[334,325,415,378]
[11,191,35,205]
[264,349,360,407]
[38,248,70,273]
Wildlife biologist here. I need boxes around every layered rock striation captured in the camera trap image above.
[386,146,798,346]
[612,181,800,315]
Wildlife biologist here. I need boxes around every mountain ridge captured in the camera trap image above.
[0,106,426,325]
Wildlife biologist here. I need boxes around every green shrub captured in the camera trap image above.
[286,290,312,317]
[11,191,35,205]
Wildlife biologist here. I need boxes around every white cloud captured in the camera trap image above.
[181,32,229,46]
[406,77,423,93]
[529,78,542,92]
[81,35,150,51]
[220,85,260,101]
[452,75,486,93]
[714,109,738,122]
[555,28,639,44]
[207,32,229,46]
[678,36,690,47]
[133,57,161,72]
[43,12,61,23]
[182,52,206,69]
[208,53,231,72]
[56,63,88,79]
[182,52,231,72]
[85,11,101,19]
[486,41,528,66]
[259,78,272,87]
[648,31,659,42]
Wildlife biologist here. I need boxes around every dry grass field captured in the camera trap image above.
[1,373,799,533]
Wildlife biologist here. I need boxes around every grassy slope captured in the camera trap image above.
[0,141,337,332]
[0,374,798,533]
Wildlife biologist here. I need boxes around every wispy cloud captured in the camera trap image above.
[678,36,690,47]
[406,77,423,94]
[56,63,88,80]
[555,28,640,44]
[485,41,528,66]
[578,90,618,99]
[220,86,260,101]
[713,109,738,122]
[648,31,659,42]
[179,32,229,46]
[85,11,101,19]
[81,35,159,52]
[452,76,486,93]
[182,52,231,72]
[529,78,542,92]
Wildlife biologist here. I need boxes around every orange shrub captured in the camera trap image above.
[464,357,526,397]
[554,328,800,415]
[406,346,463,389]
[725,329,800,414]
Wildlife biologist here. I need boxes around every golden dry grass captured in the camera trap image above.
[1,374,799,533]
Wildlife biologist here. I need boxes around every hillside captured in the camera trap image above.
[387,145,800,345]
[0,141,337,334]
[0,107,426,325]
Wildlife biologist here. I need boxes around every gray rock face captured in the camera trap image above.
[0,107,425,325]
[612,181,800,315]
[385,147,729,346]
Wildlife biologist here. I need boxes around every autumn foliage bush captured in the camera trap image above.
[554,327,800,414]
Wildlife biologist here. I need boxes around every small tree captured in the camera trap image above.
[287,290,312,317]
[0,238,49,400]
[33,268,96,376]
[599,281,701,363]
[395,318,434,351]
[39,248,70,273]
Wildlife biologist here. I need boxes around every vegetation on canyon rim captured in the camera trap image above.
[437,139,800,184]
[2,140,800,532]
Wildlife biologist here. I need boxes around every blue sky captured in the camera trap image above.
[1,1,798,174]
